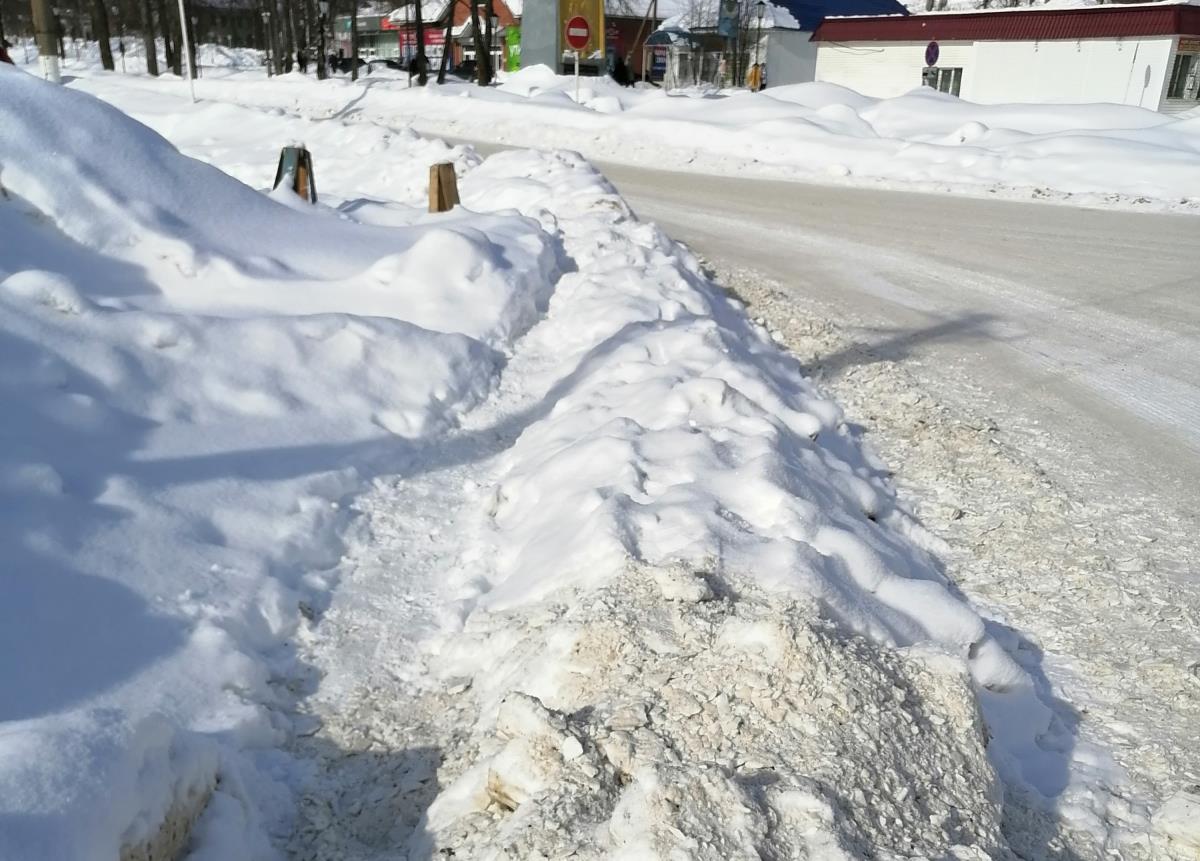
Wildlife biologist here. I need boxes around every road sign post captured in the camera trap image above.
[565,15,590,102]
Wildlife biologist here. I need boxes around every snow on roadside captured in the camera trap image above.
[3,62,1175,861]
[0,67,555,859]
[282,146,1098,858]
[713,268,1200,860]
[63,60,1200,213]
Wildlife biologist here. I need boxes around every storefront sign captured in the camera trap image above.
[1179,37,1200,54]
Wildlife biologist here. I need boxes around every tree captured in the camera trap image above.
[413,0,426,84]
[483,0,493,82]
[139,0,158,74]
[436,0,455,83]
[349,0,357,79]
[468,0,489,84]
[91,0,114,68]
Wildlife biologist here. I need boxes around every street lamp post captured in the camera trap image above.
[318,0,328,79]
[753,0,765,90]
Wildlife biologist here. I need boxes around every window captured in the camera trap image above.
[1167,53,1199,100]
[922,66,962,96]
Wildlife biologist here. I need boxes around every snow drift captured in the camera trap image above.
[1,64,1107,860]
[0,67,556,859]
[118,64,1200,211]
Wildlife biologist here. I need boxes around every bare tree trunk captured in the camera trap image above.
[349,0,357,80]
[483,0,493,82]
[302,0,313,69]
[154,0,176,73]
[272,0,284,73]
[468,0,484,84]
[92,0,115,69]
[415,0,427,84]
[283,0,296,71]
[316,0,328,78]
[140,0,159,73]
[436,0,454,83]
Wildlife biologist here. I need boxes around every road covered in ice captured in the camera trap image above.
[2,56,1198,861]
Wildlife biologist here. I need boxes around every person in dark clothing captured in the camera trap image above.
[611,54,632,87]
[297,50,307,73]
[0,39,13,65]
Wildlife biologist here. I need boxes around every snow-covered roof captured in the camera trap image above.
[387,0,452,23]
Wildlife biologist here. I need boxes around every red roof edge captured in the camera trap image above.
[812,4,1200,42]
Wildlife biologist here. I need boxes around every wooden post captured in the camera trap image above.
[428,162,459,213]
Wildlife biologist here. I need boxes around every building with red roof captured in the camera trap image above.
[810,2,1200,112]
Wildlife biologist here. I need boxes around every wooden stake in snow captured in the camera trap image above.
[429,162,459,213]
[273,145,318,203]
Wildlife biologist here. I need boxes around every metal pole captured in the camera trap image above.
[31,0,60,80]
[177,0,195,101]
[574,49,579,101]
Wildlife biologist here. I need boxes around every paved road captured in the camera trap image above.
[587,163,1200,509]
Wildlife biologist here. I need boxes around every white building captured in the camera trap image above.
[811,2,1200,113]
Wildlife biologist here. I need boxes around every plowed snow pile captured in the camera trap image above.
[91,61,1200,212]
[0,67,553,859]
[0,65,1159,860]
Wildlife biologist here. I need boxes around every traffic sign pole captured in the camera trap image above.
[564,15,591,103]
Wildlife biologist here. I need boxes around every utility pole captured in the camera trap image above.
[31,0,61,81]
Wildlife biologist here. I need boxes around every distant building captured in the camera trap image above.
[335,0,661,75]
[668,0,909,87]
[811,2,1200,113]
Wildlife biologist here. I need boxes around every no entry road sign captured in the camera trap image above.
[565,16,591,51]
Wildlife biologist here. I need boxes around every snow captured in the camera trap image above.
[3,53,1195,860]
[73,60,1200,213]
[0,65,550,858]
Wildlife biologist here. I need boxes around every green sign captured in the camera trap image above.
[504,26,521,71]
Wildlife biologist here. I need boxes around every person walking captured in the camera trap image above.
[0,39,14,65]
[297,49,307,73]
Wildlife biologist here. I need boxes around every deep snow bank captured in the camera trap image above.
[123,64,1200,211]
[0,68,556,859]
[280,147,1081,857]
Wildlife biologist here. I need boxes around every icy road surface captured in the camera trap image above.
[595,165,1200,510]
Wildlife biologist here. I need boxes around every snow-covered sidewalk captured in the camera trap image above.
[4,60,1199,861]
